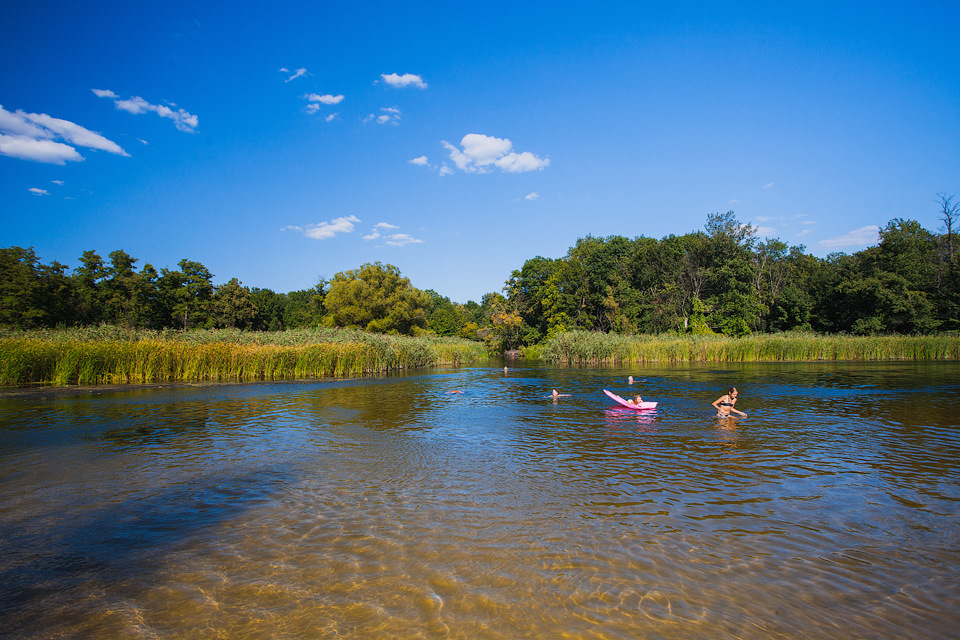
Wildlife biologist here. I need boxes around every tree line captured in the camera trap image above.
[2,195,957,348]
[501,206,959,346]
[0,248,491,339]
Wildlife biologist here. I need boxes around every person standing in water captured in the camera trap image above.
[712,387,747,418]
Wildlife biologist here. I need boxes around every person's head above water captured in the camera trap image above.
[552,388,559,396]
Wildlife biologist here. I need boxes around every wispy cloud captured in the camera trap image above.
[763,182,774,189]
[379,73,427,89]
[362,222,423,246]
[524,192,540,201]
[282,215,360,240]
[364,107,401,125]
[52,180,64,185]
[362,222,399,240]
[0,104,128,164]
[440,134,549,174]
[819,225,880,251]
[407,155,453,177]
[28,187,50,195]
[280,67,308,82]
[305,93,344,105]
[384,233,424,247]
[93,89,198,132]
[754,226,776,236]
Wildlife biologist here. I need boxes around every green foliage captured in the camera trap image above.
[2,197,959,346]
[0,327,487,386]
[324,262,429,335]
[541,329,960,364]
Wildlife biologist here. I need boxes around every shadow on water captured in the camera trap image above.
[0,467,291,638]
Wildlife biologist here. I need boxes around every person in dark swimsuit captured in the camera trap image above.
[712,387,747,418]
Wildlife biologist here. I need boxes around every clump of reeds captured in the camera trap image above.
[541,330,960,364]
[0,328,488,386]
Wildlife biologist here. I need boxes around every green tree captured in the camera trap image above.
[324,263,429,334]
[703,211,764,335]
[73,250,107,325]
[250,288,287,331]
[102,250,154,327]
[212,278,257,329]
[284,282,326,328]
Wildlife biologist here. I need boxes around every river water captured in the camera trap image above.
[1,361,958,639]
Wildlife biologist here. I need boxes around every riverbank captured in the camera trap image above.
[0,327,488,386]
[541,329,960,364]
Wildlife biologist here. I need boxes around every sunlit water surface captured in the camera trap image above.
[1,362,958,639]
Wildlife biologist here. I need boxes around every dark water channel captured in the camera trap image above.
[1,361,958,639]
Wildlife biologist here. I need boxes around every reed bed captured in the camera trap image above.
[0,327,488,386]
[541,330,960,365]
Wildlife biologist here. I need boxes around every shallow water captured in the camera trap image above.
[1,361,958,639]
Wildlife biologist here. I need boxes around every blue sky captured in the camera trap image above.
[3,1,959,303]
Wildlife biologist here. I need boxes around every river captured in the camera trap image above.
[1,361,958,639]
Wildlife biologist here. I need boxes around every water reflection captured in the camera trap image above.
[0,362,958,639]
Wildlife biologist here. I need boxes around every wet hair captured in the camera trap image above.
[727,387,737,395]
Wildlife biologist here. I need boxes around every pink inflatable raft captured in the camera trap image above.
[603,389,658,411]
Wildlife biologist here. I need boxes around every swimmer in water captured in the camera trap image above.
[712,387,747,418]
[626,394,643,405]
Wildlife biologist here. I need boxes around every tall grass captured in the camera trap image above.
[0,327,488,386]
[541,330,960,364]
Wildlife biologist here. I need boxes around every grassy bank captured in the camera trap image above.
[0,327,488,386]
[541,330,960,364]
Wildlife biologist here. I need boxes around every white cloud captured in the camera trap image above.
[795,229,811,238]
[440,134,549,174]
[282,215,360,240]
[305,93,344,105]
[380,73,427,89]
[0,104,128,164]
[282,67,308,82]
[407,155,454,177]
[365,107,401,125]
[305,103,320,115]
[28,187,50,195]
[754,215,775,222]
[525,192,540,200]
[324,113,338,122]
[818,225,880,251]
[362,222,421,246]
[0,135,83,164]
[385,233,423,247]
[24,111,129,154]
[763,182,774,189]
[52,180,64,185]
[754,226,776,236]
[93,90,198,132]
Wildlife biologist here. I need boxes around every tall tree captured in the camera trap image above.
[211,278,257,329]
[73,250,107,326]
[324,263,429,335]
[936,192,958,263]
